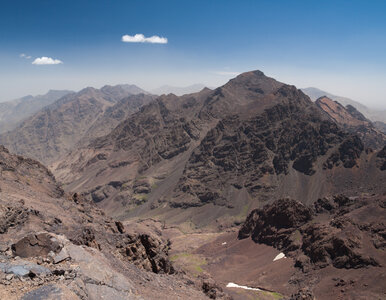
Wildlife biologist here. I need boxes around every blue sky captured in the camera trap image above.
[1,0,386,108]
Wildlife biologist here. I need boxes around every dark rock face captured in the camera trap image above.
[345,105,368,122]
[324,135,364,169]
[172,91,349,208]
[0,203,29,234]
[238,199,313,250]
[202,279,230,299]
[287,288,315,300]
[116,233,174,274]
[376,146,386,171]
[68,227,100,249]
[93,99,200,174]
[11,233,62,258]
[20,284,65,300]
[115,221,125,234]
[301,223,379,269]
[239,195,385,270]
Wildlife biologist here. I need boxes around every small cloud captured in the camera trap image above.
[20,53,32,59]
[212,71,241,76]
[122,33,168,44]
[32,57,63,65]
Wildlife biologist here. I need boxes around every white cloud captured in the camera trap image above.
[212,71,241,76]
[122,34,168,44]
[32,57,63,65]
[20,53,32,59]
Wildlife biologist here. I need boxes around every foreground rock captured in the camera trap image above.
[0,145,225,299]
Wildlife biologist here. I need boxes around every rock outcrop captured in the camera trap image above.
[240,195,385,270]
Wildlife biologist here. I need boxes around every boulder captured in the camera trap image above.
[11,233,62,258]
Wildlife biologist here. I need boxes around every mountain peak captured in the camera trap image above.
[221,70,283,97]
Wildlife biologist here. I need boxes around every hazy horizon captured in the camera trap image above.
[1,1,386,109]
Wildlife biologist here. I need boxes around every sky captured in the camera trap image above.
[1,0,386,108]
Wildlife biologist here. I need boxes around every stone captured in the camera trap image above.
[54,248,70,264]
[5,273,14,280]
[12,233,62,258]
[21,284,80,300]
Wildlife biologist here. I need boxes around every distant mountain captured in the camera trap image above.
[315,96,385,149]
[53,71,385,228]
[0,84,151,164]
[151,84,210,96]
[302,87,386,123]
[0,90,74,133]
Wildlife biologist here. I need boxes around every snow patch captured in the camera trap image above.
[273,252,286,261]
[226,282,262,291]
[222,242,227,245]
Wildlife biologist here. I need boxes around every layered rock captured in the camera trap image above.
[316,96,385,149]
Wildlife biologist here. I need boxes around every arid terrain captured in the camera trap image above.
[1,70,385,299]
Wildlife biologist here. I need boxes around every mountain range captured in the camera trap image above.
[48,71,385,228]
[0,84,152,164]
[0,90,73,134]
[0,70,385,299]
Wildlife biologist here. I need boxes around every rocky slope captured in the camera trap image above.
[53,71,386,228]
[0,145,228,299]
[0,90,73,134]
[0,85,150,164]
[239,194,386,299]
[315,96,385,149]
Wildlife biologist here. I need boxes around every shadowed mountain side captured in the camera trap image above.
[52,70,386,229]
